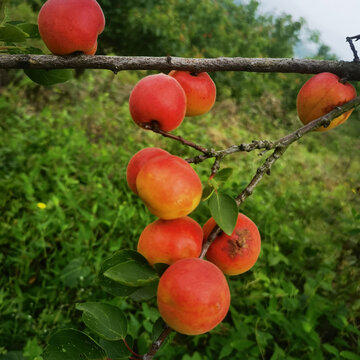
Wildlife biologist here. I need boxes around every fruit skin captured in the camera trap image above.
[203,213,261,275]
[137,216,203,265]
[296,72,356,131]
[136,154,202,220]
[126,147,169,195]
[157,258,230,335]
[129,74,187,132]
[169,71,216,117]
[38,0,105,55]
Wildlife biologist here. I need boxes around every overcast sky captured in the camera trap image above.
[256,0,360,61]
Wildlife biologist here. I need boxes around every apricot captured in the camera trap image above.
[136,154,202,220]
[129,74,187,132]
[38,0,105,55]
[126,147,169,195]
[157,258,230,335]
[169,71,216,116]
[203,213,261,275]
[137,216,203,265]
[296,72,356,131]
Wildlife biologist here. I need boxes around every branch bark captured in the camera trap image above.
[1,54,360,79]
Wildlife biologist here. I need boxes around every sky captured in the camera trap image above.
[255,0,360,61]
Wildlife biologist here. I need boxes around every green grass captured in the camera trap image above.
[0,69,359,360]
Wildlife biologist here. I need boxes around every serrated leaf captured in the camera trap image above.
[99,337,133,360]
[208,192,238,235]
[42,329,107,360]
[214,168,233,183]
[129,280,158,301]
[24,69,73,86]
[0,23,28,42]
[104,259,158,287]
[76,302,127,341]
[202,184,215,201]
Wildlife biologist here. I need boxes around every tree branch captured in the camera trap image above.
[1,54,360,79]
[141,94,360,360]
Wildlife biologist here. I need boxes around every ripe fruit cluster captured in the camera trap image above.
[36,0,356,339]
[129,71,216,131]
[126,74,262,335]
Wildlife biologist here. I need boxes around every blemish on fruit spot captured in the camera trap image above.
[226,229,250,259]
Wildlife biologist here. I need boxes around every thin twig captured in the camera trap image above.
[142,121,209,153]
[346,35,360,62]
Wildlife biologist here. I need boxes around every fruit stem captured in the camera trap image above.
[123,338,141,358]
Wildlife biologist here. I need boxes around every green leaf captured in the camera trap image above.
[24,69,73,86]
[60,258,91,288]
[0,23,28,42]
[153,263,169,276]
[42,329,107,360]
[129,280,159,301]
[202,184,215,201]
[151,318,167,341]
[104,259,158,287]
[98,250,148,297]
[0,352,25,360]
[323,344,339,356]
[214,168,233,183]
[76,302,127,341]
[17,23,40,38]
[208,192,238,235]
[99,337,133,360]
[340,351,360,360]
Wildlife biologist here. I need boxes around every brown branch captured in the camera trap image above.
[1,54,360,79]
[346,35,360,62]
[141,325,172,360]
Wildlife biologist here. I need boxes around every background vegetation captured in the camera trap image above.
[1,1,359,359]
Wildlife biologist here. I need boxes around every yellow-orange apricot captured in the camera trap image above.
[203,213,261,275]
[169,71,216,117]
[126,147,169,195]
[157,258,230,335]
[297,72,356,131]
[129,74,187,132]
[38,0,105,55]
[137,216,203,265]
[136,155,202,220]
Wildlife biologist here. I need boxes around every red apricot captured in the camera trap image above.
[126,147,169,195]
[129,74,187,132]
[297,72,356,131]
[38,0,105,55]
[169,71,216,116]
[203,213,261,275]
[157,258,230,335]
[136,154,202,219]
[137,216,203,265]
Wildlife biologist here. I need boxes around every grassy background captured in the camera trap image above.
[0,66,359,360]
